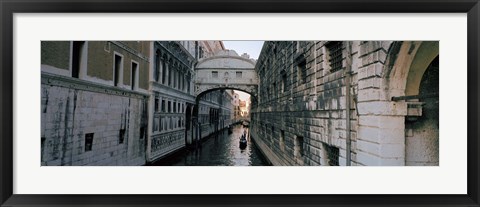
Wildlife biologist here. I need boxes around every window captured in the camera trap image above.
[114,54,123,86]
[85,133,94,151]
[140,127,145,140]
[72,41,85,78]
[174,70,177,88]
[162,61,167,84]
[161,100,166,112]
[119,129,125,144]
[154,97,159,112]
[172,70,177,88]
[212,71,218,78]
[324,144,339,166]
[154,51,160,82]
[173,101,176,113]
[131,61,138,90]
[297,59,307,84]
[168,101,171,113]
[236,71,242,78]
[326,41,343,72]
[168,66,172,86]
[282,72,287,93]
[177,71,181,89]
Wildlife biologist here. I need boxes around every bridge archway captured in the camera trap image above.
[190,50,259,144]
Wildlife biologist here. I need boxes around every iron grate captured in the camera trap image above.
[325,144,339,166]
[326,41,343,72]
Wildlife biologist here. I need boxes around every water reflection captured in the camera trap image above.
[151,124,268,166]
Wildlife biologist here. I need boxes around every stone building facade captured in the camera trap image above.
[250,41,439,166]
[196,90,234,139]
[147,41,197,162]
[231,91,241,123]
[41,41,150,166]
[41,41,236,165]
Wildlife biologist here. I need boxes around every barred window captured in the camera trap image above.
[324,144,339,166]
[297,59,307,84]
[326,41,343,72]
[212,71,218,78]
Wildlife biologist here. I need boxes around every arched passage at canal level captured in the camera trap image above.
[189,50,259,145]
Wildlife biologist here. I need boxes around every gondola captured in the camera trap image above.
[239,135,247,149]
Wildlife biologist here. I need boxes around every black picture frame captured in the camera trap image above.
[1,0,479,206]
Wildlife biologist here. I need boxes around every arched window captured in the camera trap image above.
[161,59,167,84]
[154,50,160,82]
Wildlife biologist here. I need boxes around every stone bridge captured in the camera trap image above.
[194,50,259,98]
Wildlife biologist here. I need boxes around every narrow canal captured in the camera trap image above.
[151,124,269,166]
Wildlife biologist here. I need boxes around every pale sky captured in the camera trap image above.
[222,41,264,60]
[234,90,251,103]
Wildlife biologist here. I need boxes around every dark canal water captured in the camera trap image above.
[151,124,269,166]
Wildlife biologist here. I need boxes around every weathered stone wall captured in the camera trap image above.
[41,74,148,166]
[41,41,71,70]
[251,41,439,166]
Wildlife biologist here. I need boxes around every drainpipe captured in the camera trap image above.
[345,42,353,166]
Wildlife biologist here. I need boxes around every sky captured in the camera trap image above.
[222,41,264,60]
[235,90,251,104]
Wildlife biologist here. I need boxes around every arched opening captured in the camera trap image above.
[386,41,439,166]
[192,87,255,142]
[405,56,439,165]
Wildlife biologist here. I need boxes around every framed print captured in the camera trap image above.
[1,0,479,206]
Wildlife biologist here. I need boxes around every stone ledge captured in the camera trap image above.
[42,72,149,99]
